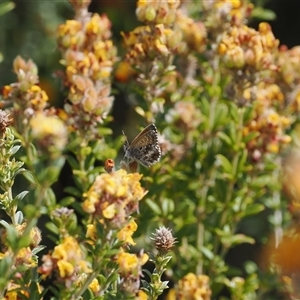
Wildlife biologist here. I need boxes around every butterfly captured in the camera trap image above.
[123,124,161,167]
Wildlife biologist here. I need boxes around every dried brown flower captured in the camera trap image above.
[151,227,177,254]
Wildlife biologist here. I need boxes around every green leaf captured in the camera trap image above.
[252,7,276,21]
[243,131,260,144]
[228,122,237,144]
[213,103,228,129]
[161,198,174,216]
[45,222,59,235]
[14,191,29,203]
[22,171,37,185]
[67,155,80,170]
[200,97,210,118]
[135,106,145,117]
[146,198,162,215]
[38,159,65,186]
[0,256,13,285]
[200,246,214,260]
[85,152,96,170]
[15,211,24,224]
[0,221,18,248]
[0,1,15,17]
[250,175,271,188]
[88,166,104,176]
[217,132,232,147]
[60,196,76,206]
[97,127,113,136]
[44,187,56,207]
[229,102,239,122]
[221,234,255,248]
[10,145,21,156]
[244,204,265,217]
[17,234,31,248]
[64,186,82,198]
[216,154,232,175]
[32,245,46,255]
[237,149,248,173]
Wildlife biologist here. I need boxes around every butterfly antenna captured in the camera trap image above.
[122,130,129,146]
[121,130,130,163]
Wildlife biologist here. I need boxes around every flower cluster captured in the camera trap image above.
[202,0,253,36]
[117,219,138,246]
[166,101,201,131]
[57,3,117,139]
[167,273,211,300]
[2,56,49,135]
[3,281,43,299]
[122,24,183,66]
[0,110,12,138]
[0,245,37,269]
[135,0,207,54]
[243,82,292,160]
[276,46,300,113]
[277,46,300,86]
[175,10,207,54]
[116,249,149,295]
[39,236,91,286]
[122,1,185,119]
[213,22,293,160]
[136,0,180,25]
[218,23,279,72]
[282,151,300,218]
[83,169,147,227]
[30,111,68,157]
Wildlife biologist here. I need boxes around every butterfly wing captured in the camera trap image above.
[124,124,161,167]
[129,124,158,148]
[135,143,161,167]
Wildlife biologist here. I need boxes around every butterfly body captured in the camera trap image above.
[123,124,161,167]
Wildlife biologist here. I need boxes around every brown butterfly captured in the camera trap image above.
[123,124,161,167]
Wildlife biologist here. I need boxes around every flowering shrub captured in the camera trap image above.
[0,0,300,299]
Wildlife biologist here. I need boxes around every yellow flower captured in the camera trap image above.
[11,247,37,268]
[57,260,74,278]
[136,290,148,300]
[57,9,117,138]
[86,224,96,241]
[57,20,84,48]
[267,143,279,153]
[85,14,111,38]
[114,61,135,83]
[82,191,98,213]
[117,219,138,245]
[166,288,176,300]
[89,278,100,295]
[136,0,180,25]
[172,273,212,300]
[52,236,91,279]
[30,112,68,153]
[117,250,149,275]
[15,223,42,248]
[83,169,146,226]
[102,203,116,219]
[4,283,28,300]
[218,23,278,71]
[117,252,139,273]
